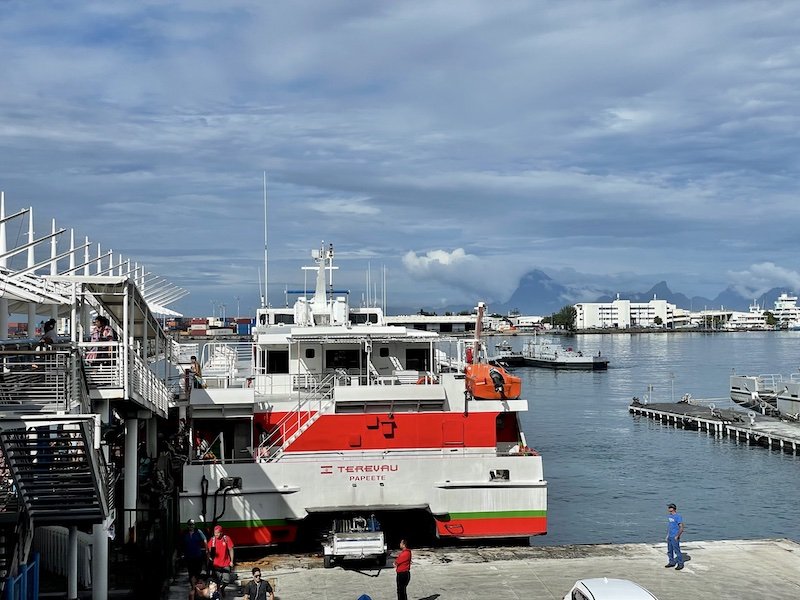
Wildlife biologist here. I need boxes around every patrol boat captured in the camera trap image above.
[178,244,547,546]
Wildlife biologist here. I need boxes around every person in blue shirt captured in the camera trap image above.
[665,503,685,570]
[181,519,208,580]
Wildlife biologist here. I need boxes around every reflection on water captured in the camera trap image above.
[486,332,800,545]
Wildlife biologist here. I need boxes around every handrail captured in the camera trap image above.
[76,341,124,389]
[256,371,343,461]
[80,417,110,517]
[199,341,253,387]
[129,350,170,417]
[0,348,77,413]
[172,340,199,364]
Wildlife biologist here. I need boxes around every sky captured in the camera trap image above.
[2,1,800,317]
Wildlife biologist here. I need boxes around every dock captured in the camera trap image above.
[166,539,800,600]
[629,399,800,454]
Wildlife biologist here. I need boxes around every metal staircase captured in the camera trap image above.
[0,421,108,525]
[256,372,344,461]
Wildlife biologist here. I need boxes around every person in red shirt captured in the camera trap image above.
[393,539,412,600]
[207,525,235,593]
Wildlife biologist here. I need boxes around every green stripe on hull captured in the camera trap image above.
[445,510,547,519]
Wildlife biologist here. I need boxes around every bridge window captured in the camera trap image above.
[379,347,389,358]
[266,350,289,374]
[406,348,429,370]
[326,349,361,369]
[305,348,315,359]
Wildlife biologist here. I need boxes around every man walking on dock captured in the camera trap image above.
[665,503,684,570]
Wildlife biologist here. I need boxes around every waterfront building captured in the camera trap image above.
[574,296,678,329]
[771,292,800,329]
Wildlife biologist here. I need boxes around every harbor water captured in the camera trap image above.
[487,331,800,546]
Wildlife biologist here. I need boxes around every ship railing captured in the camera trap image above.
[756,374,785,390]
[199,341,253,388]
[172,340,199,364]
[255,371,343,461]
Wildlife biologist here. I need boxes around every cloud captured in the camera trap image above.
[3,2,800,314]
[402,248,522,302]
[727,263,800,298]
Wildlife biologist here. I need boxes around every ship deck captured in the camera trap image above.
[166,538,800,599]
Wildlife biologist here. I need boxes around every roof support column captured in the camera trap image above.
[92,398,111,600]
[27,207,38,337]
[0,192,8,339]
[124,417,138,544]
[67,525,78,600]
[142,291,148,364]
[123,284,130,397]
[50,219,59,321]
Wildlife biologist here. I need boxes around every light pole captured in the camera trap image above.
[670,372,675,403]
[235,296,240,319]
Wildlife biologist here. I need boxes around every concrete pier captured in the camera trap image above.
[630,401,800,454]
[167,539,800,600]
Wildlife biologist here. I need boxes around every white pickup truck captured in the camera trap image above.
[322,516,387,568]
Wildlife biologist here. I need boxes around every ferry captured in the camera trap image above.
[521,336,608,370]
[729,373,798,416]
[179,244,547,546]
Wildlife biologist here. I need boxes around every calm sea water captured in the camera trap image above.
[486,331,800,546]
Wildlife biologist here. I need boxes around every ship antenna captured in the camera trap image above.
[268,171,269,308]
[258,268,264,308]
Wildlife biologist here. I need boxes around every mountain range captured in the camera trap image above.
[494,270,793,316]
[399,269,795,316]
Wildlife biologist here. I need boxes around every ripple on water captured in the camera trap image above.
[494,332,800,546]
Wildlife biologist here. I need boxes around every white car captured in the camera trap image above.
[564,578,659,600]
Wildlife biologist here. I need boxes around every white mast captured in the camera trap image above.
[262,171,269,308]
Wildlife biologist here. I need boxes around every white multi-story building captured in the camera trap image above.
[771,292,800,328]
[574,296,677,329]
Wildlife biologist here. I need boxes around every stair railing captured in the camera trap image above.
[80,418,110,519]
[255,371,345,461]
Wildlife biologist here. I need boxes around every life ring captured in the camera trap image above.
[416,375,436,384]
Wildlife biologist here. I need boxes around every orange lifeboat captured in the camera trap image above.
[465,363,521,400]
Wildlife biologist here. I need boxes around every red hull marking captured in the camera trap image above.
[258,412,504,452]
[435,516,547,538]
[216,525,298,546]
